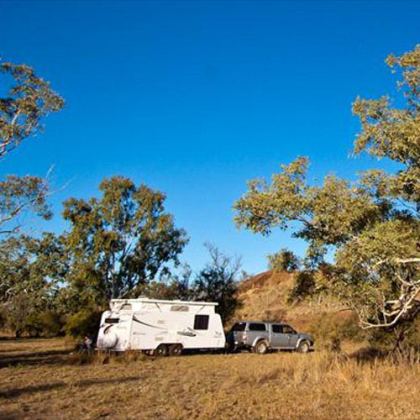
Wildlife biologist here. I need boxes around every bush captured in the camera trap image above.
[368,316,420,352]
[288,271,316,302]
[0,300,64,338]
[308,312,365,350]
[38,311,64,337]
[64,308,102,339]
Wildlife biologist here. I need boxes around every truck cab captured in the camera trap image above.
[226,320,314,354]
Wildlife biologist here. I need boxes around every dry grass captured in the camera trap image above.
[1,338,419,419]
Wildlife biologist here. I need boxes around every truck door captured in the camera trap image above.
[271,324,289,348]
[248,322,268,346]
[282,325,299,348]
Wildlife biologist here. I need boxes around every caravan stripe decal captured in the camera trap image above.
[132,316,167,330]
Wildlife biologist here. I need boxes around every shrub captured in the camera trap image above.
[308,311,365,350]
[64,308,102,339]
[368,316,420,352]
[0,305,64,338]
[38,311,64,337]
[288,271,316,302]
[268,249,300,272]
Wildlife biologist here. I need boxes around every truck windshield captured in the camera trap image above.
[231,322,246,332]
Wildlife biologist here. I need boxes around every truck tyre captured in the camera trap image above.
[253,340,268,355]
[155,344,169,357]
[168,344,183,356]
[297,340,310,353]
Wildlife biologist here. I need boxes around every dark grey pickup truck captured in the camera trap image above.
[226,320,314,354]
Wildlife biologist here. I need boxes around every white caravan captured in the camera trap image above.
[96,298,226,355]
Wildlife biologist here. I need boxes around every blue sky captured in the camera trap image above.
[1,1,419,274]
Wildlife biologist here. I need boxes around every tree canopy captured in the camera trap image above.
[61,176,188,305]
[0,61,64,157]
[234,45,420,330]
[0,61,63,237]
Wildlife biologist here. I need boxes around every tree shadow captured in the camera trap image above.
[0,349,72,368]
[0,375,143,399]
[348,346,389,363]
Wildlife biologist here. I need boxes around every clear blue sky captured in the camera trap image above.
[1,1,419,274]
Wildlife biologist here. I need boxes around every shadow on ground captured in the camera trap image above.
[0,349,72,368]
[0,375,143,399]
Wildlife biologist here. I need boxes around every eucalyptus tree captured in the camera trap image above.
[234,46,419,330]
[0,61,63,157]
[0,233,66,336]
[61,176,188,305]
[0,60,63,235]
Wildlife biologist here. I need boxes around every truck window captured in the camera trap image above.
[271,324,283,333]
[194,315,209,330]
[249,323,266,331]
[283,325,296,334]
[231,322,246,332]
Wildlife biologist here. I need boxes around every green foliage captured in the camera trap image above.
[61,176,188,304]
[0,61,64,157]
[288,271,316,302]
[0,233,65,303]
[0,175,52,236]
[35,311,64,337]
[1,295,63,338]
[234,45,420,332]
[402,317,420,351]
[64,308,102,339]
[268,248,300,272]
[368,315,420,352]
[0,60,63,236]
[135,279,190,301]
[308,312,366,351]
[21,311,63,338]
[190,244,240,322]
[0,233,67,337]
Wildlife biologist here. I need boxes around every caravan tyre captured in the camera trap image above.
[168,344,183,356]
[155,344,169,357]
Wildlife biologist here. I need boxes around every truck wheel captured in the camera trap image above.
[168,344,183,356]
[297,340,310,353]
[155,344,169,357]
[254,340,268,355]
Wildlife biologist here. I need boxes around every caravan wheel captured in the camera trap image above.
[155,344,169,357]
[168,344,183,356]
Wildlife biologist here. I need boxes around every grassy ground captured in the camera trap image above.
[1,338,419,419]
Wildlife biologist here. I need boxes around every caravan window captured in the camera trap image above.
[194,315,209,330]
[120,303,132,311]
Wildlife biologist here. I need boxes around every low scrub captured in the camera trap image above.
[64,308,103,339]
[308,311,366,351]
